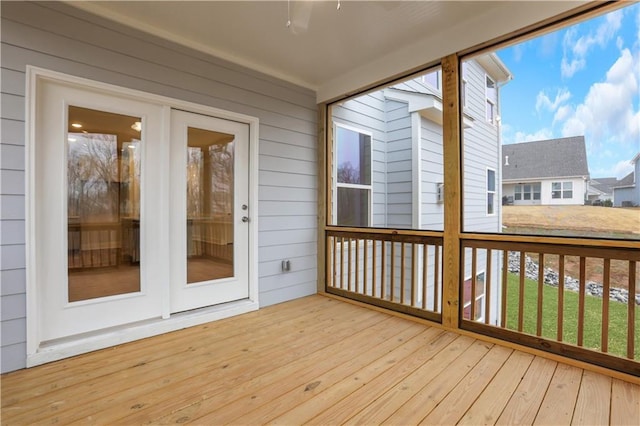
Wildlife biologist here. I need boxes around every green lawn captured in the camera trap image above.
[505,273,640,360]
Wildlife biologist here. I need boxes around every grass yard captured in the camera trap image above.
[505,273,640,360]
[503,205,640,290]
[502,205,640,238]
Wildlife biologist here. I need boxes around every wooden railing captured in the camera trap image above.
[460,237,639,376]
[325,228,443,322]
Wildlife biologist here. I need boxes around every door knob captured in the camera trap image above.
[242,216,249,223]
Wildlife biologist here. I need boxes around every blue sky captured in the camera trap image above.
[497,3,639,179]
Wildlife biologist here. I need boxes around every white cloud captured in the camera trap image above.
[535,89,571,113]
[553,105,572,124]
[560,49,639,146]
[594,159,635,179]
[513,128,554,143]
[561,10,623,78]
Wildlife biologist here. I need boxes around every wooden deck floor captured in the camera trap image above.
[2,295,639,425]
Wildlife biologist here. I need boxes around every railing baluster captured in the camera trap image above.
[578,256,586,347]
[390,242,396,302]
[558,254,565,342]
[381,241,387,300]
[537,253,544,336]
[485,249,492,325]
[355,239,360,293]
[411,243,417,307]
[518,251,525,332]
[501,250,508,328]
[347,238,352,292]
[400,242,406,305]
[372,239,378,298]
[340,237,345,290]
[363,238,368,296]
[471,247,477,321]
[434,245,440,312]
[422,244,428,310]
[627,260,636,360]
[602,258,610,353]
[326,236,332,288]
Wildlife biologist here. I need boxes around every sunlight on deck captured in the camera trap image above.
[1,295,638,425]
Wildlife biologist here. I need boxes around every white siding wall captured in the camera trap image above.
[385,99,413,229]
[0,1,317,372]
[540,178,586,205]
[420,118,445,230]
[462,60,501,234]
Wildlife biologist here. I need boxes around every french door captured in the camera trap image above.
[170,110,250,313]
[34,78,251,343]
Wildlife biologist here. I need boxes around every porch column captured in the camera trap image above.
[441,54,462,329]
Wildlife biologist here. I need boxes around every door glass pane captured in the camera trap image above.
[186,127,235,284]
[67,106,141,302]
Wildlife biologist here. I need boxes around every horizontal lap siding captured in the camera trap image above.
[462,60,501,233]
[0,1,317,372]
[385,100,412,229]
[421,118,444,231]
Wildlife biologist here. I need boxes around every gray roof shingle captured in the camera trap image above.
[590,177,618,194]
[615,172,634,188]
[502,136,589,181]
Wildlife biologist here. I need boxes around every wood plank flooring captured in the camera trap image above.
[1,295,638,425]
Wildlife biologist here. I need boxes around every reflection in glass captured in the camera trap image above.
[186,127,235,284]
[336,127,371,185]
[67,106,141,302]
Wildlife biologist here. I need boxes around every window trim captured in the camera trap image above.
[486,167,497,216]
[552,181,574,199]
[485,74,497,124]
[333,122,373,227]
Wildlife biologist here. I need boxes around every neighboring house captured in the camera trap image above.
[587,177,617,203]
[501,136,589,206]
[332,54,511,324]
[613,152,640,207]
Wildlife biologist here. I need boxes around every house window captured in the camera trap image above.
[335,124,372,226]
[487,168,496,215]
[552,181,573,199]
[486,75,497,124]
[533,183,541,200]
[514,182,541,201]
[422,70,440,91]
[463,271,486,321]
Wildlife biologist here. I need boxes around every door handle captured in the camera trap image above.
[242,216,249,223]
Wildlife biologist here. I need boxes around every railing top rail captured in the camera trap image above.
[462,238,640,262]
[462,232,640,250]
[326,226,444,240]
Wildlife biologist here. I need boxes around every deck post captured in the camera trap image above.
[318,103,328,293]
[441,54,462,329]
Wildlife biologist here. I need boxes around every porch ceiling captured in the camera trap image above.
[68,1,586,103]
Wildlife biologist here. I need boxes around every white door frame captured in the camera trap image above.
[25,66,260,367]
